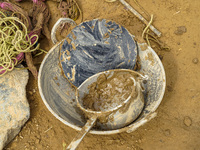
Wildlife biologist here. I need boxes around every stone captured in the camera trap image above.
[167,85,173,92]
[0,68,30,150]
[174,26,187,35]
[29,91,33,95]
[158,55,163,61]
[183,116,192,127]
[32,89,36,93]
[138,139,142,143]
[192,58,199,64]
[164,129,171,136]
[35,139,40,144]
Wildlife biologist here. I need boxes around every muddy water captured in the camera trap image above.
[82,72,137,111]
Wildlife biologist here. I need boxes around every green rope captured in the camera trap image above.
[0,11,39,77]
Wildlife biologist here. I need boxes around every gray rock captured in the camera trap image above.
[174,26,187,35]
[0,68,30,150]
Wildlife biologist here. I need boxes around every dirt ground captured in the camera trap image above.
[4,0,200,149]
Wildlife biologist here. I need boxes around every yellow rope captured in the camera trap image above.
[145,29,151,47]
[142,14,170,51]
[142,14,153,39]
[0,11,39,77]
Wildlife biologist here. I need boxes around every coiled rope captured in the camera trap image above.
[0,11,39,76]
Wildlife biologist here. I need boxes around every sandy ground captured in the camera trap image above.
[4,0,200,149]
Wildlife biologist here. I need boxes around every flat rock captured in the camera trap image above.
[0,68,30,150]
[174,26,187,35]
[183,116,192,127]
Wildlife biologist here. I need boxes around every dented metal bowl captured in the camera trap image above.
[38,40,166,135]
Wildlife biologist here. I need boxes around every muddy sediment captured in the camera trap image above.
[82,71,137,111]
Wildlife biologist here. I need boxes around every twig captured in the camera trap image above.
[44,126,53,133]
[73,0,83,22]
[25,52,38,78]
[144,33,170,51]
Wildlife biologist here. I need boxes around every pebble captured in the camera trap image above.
[167,85,173,92]
[174,26,187,35]
[29,91,33,95]
[35,139,40,144]
[158,55,163,60]
[192,58,199,64]
[184,116,192,127]
[36,135,41,139]
[120,141,125,145]
[164,129,171,136]
[25,143,30,147]
[105,140,114,145]
[138,139,142,143]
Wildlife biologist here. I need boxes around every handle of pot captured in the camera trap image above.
[134,72,149,92]
[51,18,76,44]
[66,115,97,150]
[126,112,157,133]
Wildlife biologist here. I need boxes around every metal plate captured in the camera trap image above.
[60,19,137,87]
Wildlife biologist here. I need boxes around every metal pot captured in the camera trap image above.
[38,18,166,136]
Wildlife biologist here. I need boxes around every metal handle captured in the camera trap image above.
[51,18,76,44]
[66,115,97,150]
[135,73,148,92]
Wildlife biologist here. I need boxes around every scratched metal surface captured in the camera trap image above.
[60,19,138,87]
[38,41,166,135]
